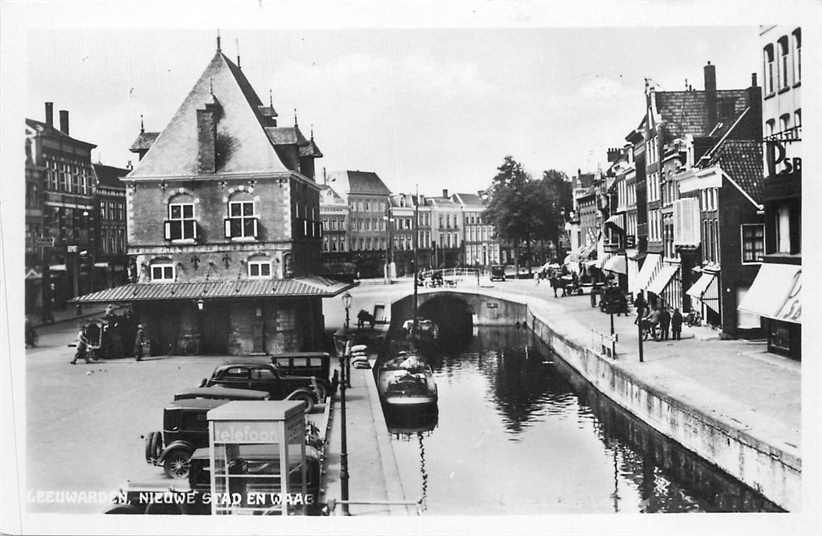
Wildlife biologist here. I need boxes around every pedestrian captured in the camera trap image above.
[633,290,647,325]
[25,317,38,348]
[672,308,683,340]
[659,306,671,341]
[70,326,92,364]
[134,324,147,361]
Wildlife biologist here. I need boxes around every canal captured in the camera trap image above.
[383,326,782,514]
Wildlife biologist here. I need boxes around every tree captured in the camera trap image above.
[484,156,556,275]
[539,169,573,260]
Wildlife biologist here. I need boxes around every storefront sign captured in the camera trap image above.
[766,140,802,177]
[213,421,280,444]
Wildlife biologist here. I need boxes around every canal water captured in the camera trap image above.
[383,326,782,514]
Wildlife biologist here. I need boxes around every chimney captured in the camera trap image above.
[44,102,54,128]
[442,188,448,199]
[323,167,327,185]
[196,102,220,173]
[704,61,717,129]
[58,109,69,135]
[747,74,763,139]
[606,147,621,163]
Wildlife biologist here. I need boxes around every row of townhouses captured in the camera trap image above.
[25,105,131,317]
[318,175,501,278]
[566,25,801,360]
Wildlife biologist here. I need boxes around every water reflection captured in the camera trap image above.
[384,407,438,512]
[385,327,782,514]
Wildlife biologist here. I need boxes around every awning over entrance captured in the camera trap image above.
[69,277,355,304]
[604,215,623,230]
[563,243,596,265]
[687,272,720,313]
[603,255,627,275]
[647,263,679,296]
[738,264,801,324]
[633,253,661,293]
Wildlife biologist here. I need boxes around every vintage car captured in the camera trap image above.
[268,352,337,398]
[109,445,323,515]
[201,360,323,409]
[146,383,318,479]
[490,265,506,282]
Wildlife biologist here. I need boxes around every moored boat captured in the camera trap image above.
[377,352,438,407]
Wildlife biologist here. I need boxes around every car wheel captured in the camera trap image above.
[291,392,315,414]
[163,449,191,479]
[314,383,328,401]
[104,504,142,515]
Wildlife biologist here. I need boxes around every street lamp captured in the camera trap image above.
[332,327,351,516]
[342,291,352,330]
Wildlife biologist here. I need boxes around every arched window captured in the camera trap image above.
[793,28,801,84]
[225,192,258,239]
[763,44,775,94]
[165,194,197,241]
[778,36,790,90]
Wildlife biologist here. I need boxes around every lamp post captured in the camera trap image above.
[342,291,352,387]
[333,318,351,516]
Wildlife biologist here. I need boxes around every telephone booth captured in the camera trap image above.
[207,400,307,516]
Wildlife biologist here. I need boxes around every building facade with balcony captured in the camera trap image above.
[71,41,347,355]
[737,25,802,359]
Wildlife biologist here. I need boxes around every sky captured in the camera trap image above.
[26,26,761,195]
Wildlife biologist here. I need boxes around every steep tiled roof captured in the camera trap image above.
[453,192,484,208]
[654,89,748,141]
[129,51,292,178]
[327,170,391,196]
[25,118,97,148]
[707,139,764,205]
[70,277,353,303]
[299,138,323,158]
[93,163,130,188]
[129,131,160,152]
[265,126,309,146]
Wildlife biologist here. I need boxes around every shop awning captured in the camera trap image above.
[603,255,627,275]
[646,263,679,296]
[738,264,801,324]
[687,272,720,313]
[69,277,355,304]
[686,272,714,298]
[633,253,661,292]
[564,243,595,265]
[604,215,623,230]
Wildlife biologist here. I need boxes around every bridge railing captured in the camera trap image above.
[418,268,481,288]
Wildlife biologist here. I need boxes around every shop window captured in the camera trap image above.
[741,224,765,263]
[165,200,197,241]
[151,263,175,281]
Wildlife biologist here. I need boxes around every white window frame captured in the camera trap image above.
[793,29,801,84]
[778,36,790,90]
[225,199,258,240]
[165,202,197,241]
[740,223,765,264]
[247,259,272,279]
[151,263,175,282]
[764,44,775,95]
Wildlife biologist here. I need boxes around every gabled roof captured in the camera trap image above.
[25,118,97,149]
[654,89,748,141]
[319,184,347,205]
[327,170,391,196]
[299,138,323,158]
[707,140,764,205]
[129,131,160,152]
[429,196,459,208]
[93,163,130,188]
[129,50,292,178]
[453,192,485,208]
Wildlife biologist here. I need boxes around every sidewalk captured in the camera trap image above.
[492,279,801,457]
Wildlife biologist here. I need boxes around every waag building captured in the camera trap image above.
[72,39,349,355]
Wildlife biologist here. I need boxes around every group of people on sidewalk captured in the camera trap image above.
[71,305,150,364]
[633,290,683,341]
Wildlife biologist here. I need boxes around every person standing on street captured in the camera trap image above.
[70,326,92,365]
[633,290,647,325]
[672,308,683,340]
[659,306,671,341]
[134,324,147,361]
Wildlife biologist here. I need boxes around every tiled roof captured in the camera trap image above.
[70,277,353,304]
[299,138,323,158]
[129,131,160,152]
[654,89,748,141]
[265,126,309,146]
[25,118,97,148]
[327,170,391,196]
[453,192,484,207]
[93,163,130,188]
[707,139,764,205]
[129,51,292,178]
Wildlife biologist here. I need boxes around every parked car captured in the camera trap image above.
[201,360,323,411]
[490,265,506,282]
[269,352,337,398]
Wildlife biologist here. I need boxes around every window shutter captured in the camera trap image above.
[192,221,198,241]
[164,220,171,241]
[224,218,232,239]
[252,218,259,238]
